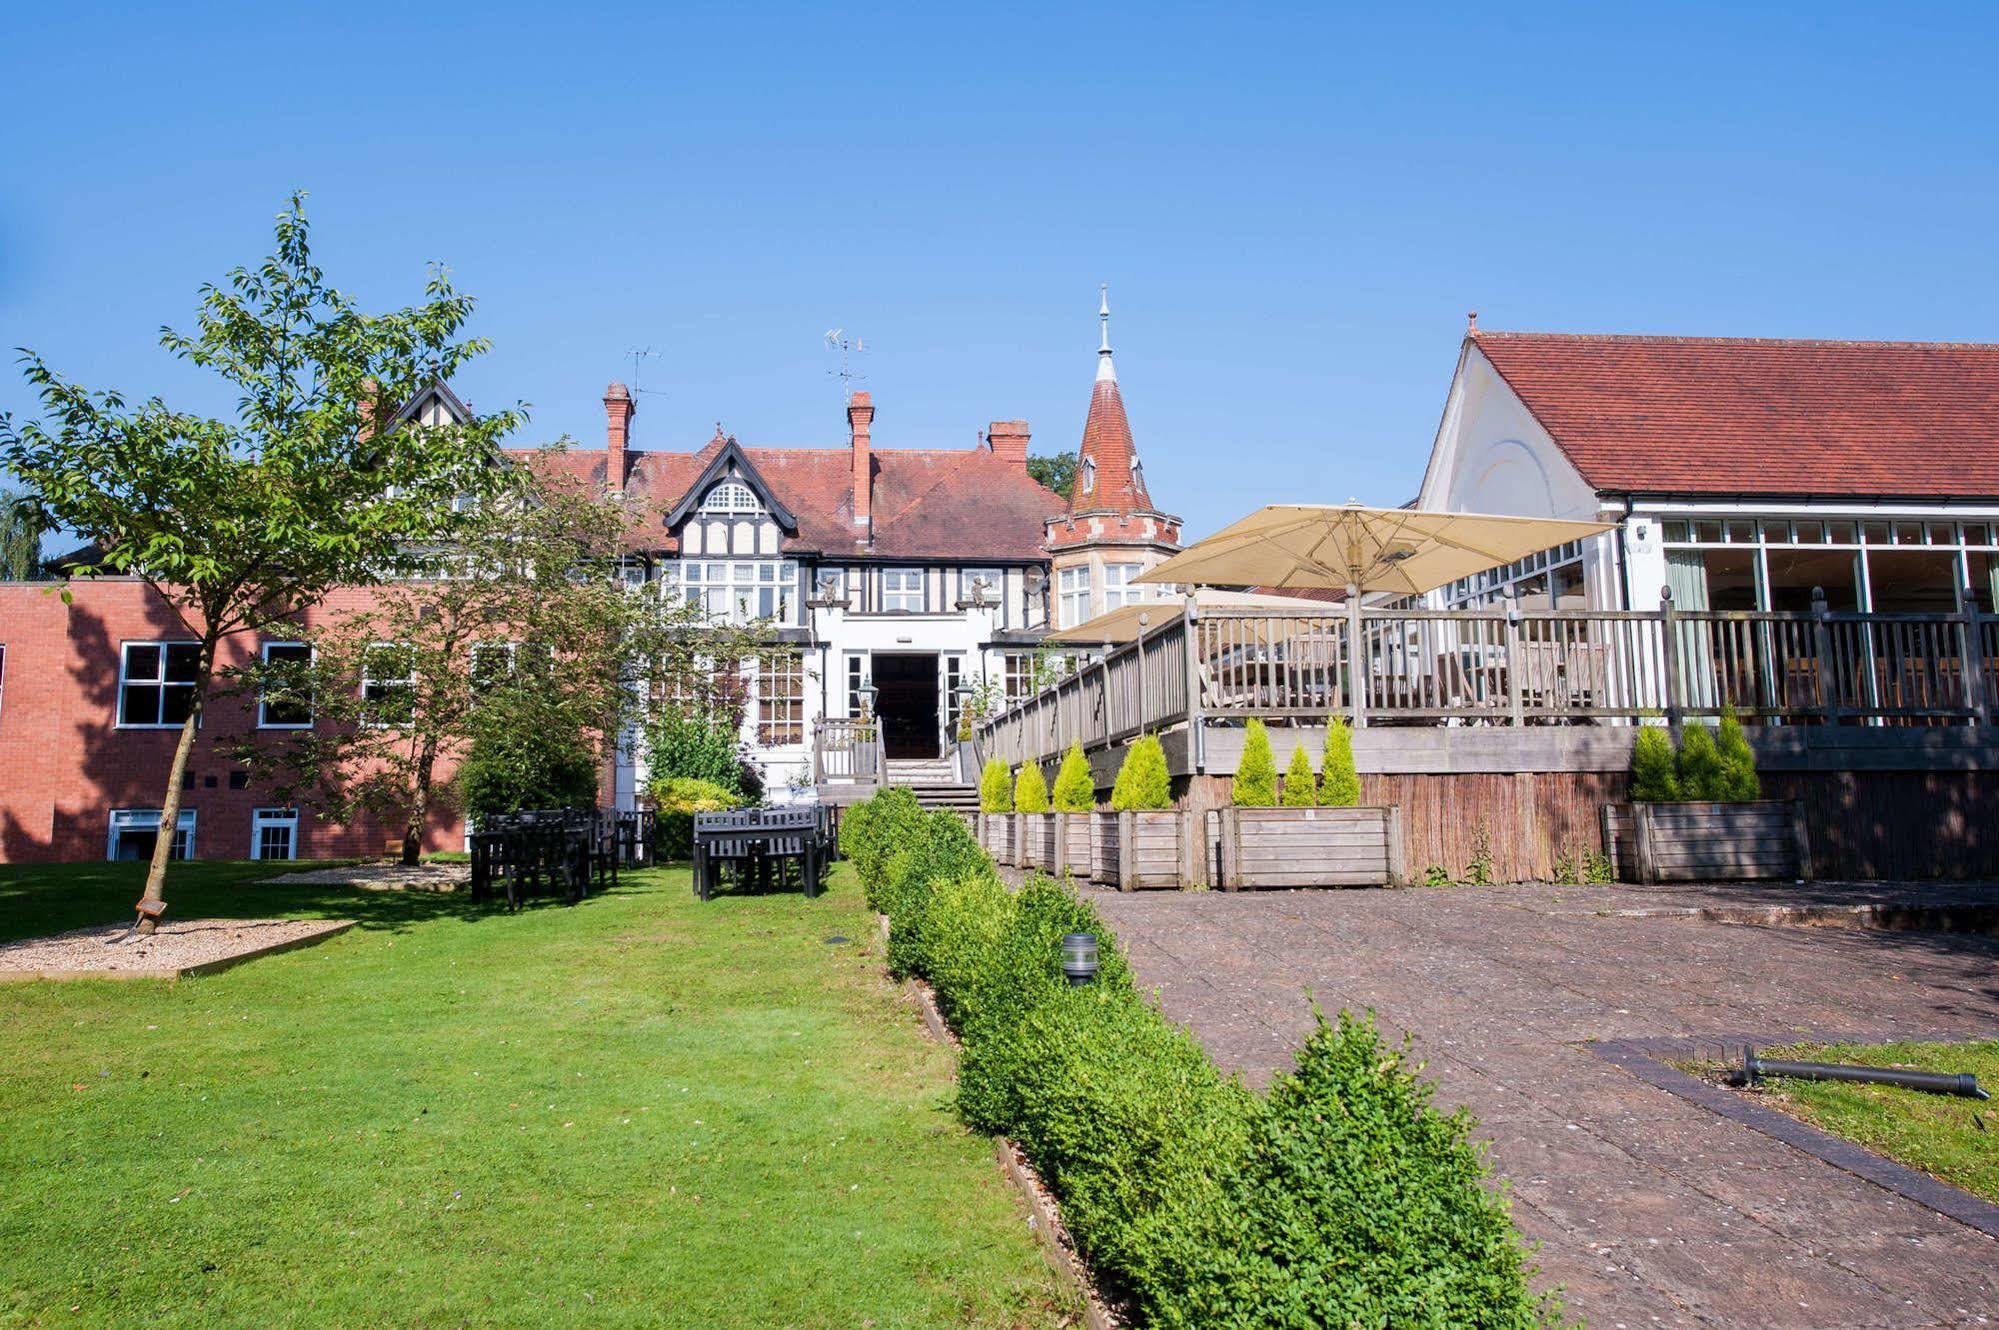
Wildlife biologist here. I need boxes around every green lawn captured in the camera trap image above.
[1757,1039,1999,1205]
[0,860,1077,1329]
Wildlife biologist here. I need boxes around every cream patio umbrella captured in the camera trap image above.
[1042,588,1331,646]
[1134,502,1614,726]
[1133,501,1612,598]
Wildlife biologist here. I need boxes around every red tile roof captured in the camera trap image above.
[516,440,1063,560]
[1472,331,1999,498]
[1069,375,1154,516]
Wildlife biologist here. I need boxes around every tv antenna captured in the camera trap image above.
[825,329,867,402]
[628,346,667,398]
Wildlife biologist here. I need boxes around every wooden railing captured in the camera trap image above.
[976,590,1999,768]
[811,717,882,785]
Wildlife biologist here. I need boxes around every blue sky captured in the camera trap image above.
[4,3,1996,542]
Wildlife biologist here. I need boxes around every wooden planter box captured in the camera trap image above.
[1019,813,1060,872]
[1093,810,1195,890]
[976,812,1007,862]
[1215,806,1403,890]
[1603,800,1811,883]
[1057,813,1093,880]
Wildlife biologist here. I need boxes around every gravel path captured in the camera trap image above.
[0,918,354,979]
[263,862,467,891]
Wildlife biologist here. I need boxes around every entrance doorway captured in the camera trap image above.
[872,652,940,759]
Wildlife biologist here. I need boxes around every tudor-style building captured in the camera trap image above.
[539,294,1181,801]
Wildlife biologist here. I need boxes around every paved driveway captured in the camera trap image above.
[1090,881,1999,1329]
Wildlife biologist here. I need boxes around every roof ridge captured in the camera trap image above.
[1474,329,1999,352]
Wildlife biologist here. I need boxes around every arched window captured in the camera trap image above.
[700,480,761,514]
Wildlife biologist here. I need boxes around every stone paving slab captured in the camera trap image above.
[1088,880,1999,1329]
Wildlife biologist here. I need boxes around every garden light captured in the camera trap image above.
[1062,933,1099,986]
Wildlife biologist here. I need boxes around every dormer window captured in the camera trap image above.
[700,480,761,514]
[1080,458,1097,494]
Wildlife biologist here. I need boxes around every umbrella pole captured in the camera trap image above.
[1346,581,1366,729]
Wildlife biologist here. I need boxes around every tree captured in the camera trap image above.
[457,681,601,821]
[1629,725,1680,802]
[1014,761,1050,813]
[1051,742,1095,811]
[1,194,515,929]
[0,489,43,580]
[1716,706,1761,802]
[1319,717,1362,807]
[1026,453,1078,502]
[979,757,1014,813]
[1234,718,1278,806]
[1109,735,1172,811]
[1282,745,1318,807]
[241,461,762,863]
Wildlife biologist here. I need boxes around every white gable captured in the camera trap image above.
[1417,344,1599,522]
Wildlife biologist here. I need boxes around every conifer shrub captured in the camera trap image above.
[1014,761,1050,813]
[1051,742,1095,812]
[1319,716,1362,807]
[1109,735,1172,811]
[979,757,1013,813]
[1675,724,1727,801]
[1628,725,1681,802]
[1716,706,1762,802]
[1281,745,1318,807]
[1232,718,1278,806]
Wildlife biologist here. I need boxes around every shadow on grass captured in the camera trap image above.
[0,860,541,945]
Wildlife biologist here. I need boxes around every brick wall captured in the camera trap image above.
[0,580,508,865]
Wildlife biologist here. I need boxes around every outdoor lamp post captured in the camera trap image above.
[1061,933,1099,986]
[858,680,879,719]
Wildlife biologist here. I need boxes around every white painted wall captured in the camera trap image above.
[1418,343,1633,608]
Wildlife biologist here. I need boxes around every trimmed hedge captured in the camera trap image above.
[841,786,1561,1328]
[1014,761,1051,813]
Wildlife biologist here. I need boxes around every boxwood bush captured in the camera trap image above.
[840,786,1561,1328]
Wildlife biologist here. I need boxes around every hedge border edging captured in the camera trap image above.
[879,912,1121,1330]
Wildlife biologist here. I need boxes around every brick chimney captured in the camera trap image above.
[604,382,635,493]
[848,390,874,534]
[987,420,1030,467]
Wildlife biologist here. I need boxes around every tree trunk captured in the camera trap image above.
[138,638,216,934]
[402,738,439,867]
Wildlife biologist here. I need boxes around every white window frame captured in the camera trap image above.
[699,480,763,514]
[663,559,798,625]
[361,642,417,728]
[117,640,202,729]
[882,568,925,614]
[754,651,806,747]
[257,641,315,729]
[107,808,196,862]
[251,808,300,861]
[1057,566,1092,629]
[1103,562,1146,612]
